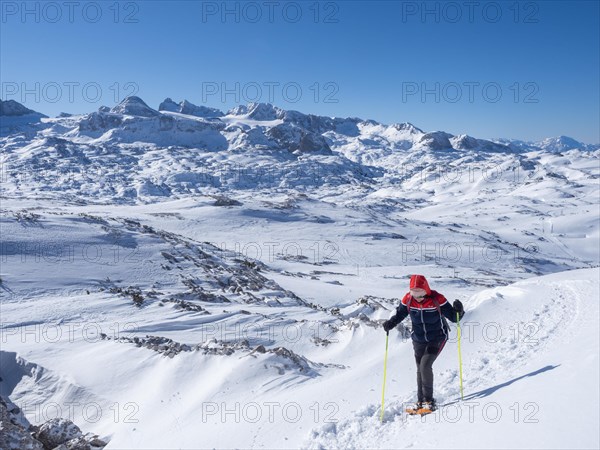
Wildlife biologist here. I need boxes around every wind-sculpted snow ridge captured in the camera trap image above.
[99,333,345,375]
[99,334,252,358]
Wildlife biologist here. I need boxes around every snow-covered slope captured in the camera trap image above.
[0,100,48,137]
[2,231,598,448]
[0,100,46,117]
[307,268,599,449]
[0,98,598,448]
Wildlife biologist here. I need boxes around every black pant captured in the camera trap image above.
[413,338,447,402]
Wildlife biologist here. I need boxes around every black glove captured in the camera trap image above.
[383,319,396,333]
[453,300,464,314]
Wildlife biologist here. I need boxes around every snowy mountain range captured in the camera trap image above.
[1,96,598,202]
[1,97,598,449]
[2,96,597,152]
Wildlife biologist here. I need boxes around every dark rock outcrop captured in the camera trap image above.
[0,396,107,450]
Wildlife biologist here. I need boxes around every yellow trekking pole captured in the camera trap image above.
[456,312,464,400]
[380,331,390,422]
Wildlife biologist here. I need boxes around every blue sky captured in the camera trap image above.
[1,0,599,142]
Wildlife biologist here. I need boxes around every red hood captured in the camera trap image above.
[410,274,431,296]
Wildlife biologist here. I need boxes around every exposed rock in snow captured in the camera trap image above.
[227,102,286,121]
[416,131,454,150]
[281,110,362,136]
[34,418,82,449]
[0,99,47,117]
[0,396,43,450]
[391,122,423,134]
[78,111,124,132]
[537,135,591,152]
[109,96,160,117]
[227,104,249,115]
[156,97,179,112]
[260,345,346,375]
[267,122,332,153]
[158,98,224,118]
[0,396,108,450]
[493,136,599,152]
[210,194,243,206]
[450,134,481,150]
[78,101,228,148]
[451,134,511,152]
[247,102,286,120]
[0,100,48,136]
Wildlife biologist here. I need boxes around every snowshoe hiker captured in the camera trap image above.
[382,274,465,415]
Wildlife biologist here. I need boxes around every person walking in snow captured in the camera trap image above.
[382,274,464,414]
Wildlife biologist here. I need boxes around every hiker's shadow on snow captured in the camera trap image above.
[445,365,560,405]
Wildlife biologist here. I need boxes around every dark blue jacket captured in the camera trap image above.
[387,290,463,343]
